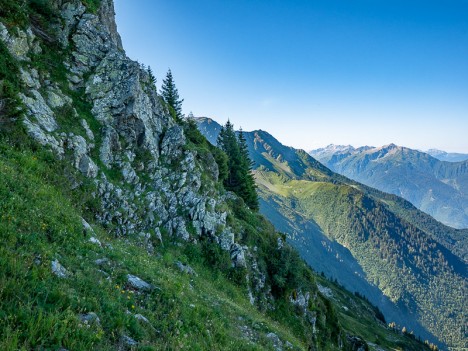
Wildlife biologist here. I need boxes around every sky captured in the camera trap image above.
[114,0,468,153]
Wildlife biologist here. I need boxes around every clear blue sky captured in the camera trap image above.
[114,0,468,152]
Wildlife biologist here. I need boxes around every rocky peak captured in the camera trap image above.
[98,0,123,51]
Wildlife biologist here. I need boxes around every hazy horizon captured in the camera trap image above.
[114,0,468,153]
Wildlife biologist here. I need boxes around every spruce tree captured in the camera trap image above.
[238,128,259,210]
[161,69,184,119]
[217,121,259,210]
[147,66,156,86]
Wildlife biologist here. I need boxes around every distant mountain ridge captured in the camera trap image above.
[426,149,468,162]
[310,144,468,229]
[195,117,468,350]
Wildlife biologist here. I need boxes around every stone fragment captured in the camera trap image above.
[175,261,197,276]
[127,274,155,292]
[79,312,101,326]
[51,260,69,278]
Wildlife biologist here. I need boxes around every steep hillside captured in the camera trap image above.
[310,144,468,229]
[0,1,432,350]
[196,118,468,350]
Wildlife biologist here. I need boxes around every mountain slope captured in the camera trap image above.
[0,1,432,350]
[196,118,468,350]
[310,144,468,229]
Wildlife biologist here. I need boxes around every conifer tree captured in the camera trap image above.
[147,66,156,86]
[238,128,259,210]
[161,69,183,119]
[217,121,259,210]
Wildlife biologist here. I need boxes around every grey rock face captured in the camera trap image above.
[20,90,58,132]
[290,290,310,314]
[97,0,123,50]
[266,332,283,351]
[230,244,247,268]
[219,229,234,250]
[0,23,40,60]
[68,135,98,178]
[0,0,293,327]
[20,68,40,89]
[161,125,185,159]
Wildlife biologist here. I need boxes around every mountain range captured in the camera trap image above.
[0,1,439,350]
[310,144,468,229]
[426,149,468,163]
[196,117,468,350]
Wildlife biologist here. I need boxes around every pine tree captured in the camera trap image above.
[217,121,259,210]
[237,128,258,210]
[147,66,156,86]
[161,69,183,120]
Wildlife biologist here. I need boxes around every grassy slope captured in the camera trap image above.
[0,141,431,350]
[0,143,309,350]
[255,170,466,350]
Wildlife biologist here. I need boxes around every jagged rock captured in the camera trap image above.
[154,228,163,244]
[20,90,58,132]
[68,135,99,178]
[51,259,69,278]
[46,87,72,108]
[347,335,369,351]
[317,284,333,298]
[175,261,197,276]
[121,162,139,184]
[277,237,284,250]
[230,244,247,268]
[127,274,155,292]
[81,119,95,141]
[290,290,310,314]
[23,118,64,155]
[0,24,40,60]
[219,229,234,250]
[307,311,317,334]
[138,232,154,254]
[20,68,40,89]
[59,1,86,49]
[79,312,101,326]
[266,332,283,351]
[165,217,190,241]
[161,125,185,158]
[97,0,123,50]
